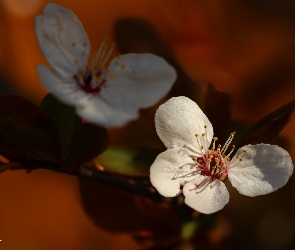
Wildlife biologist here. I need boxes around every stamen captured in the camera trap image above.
[212,137,218,150]
[221,131,236,154]
[92,37,107,68]
[226,145,236,158]
[101,43,115,68]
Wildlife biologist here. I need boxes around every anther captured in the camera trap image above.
[202,133,205,137]
[213,137,218,141]
[204,125,207,128]
[195,134,198,137]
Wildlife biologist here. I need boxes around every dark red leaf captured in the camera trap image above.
[114,18,203,104]
[204,83,232,142]
[0,94,62,163]
[240,99,295,145]
[40,94,80,140]
[63,123,109,172]
[79,178,180,237]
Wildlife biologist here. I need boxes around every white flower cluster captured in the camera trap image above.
[35,3,176,127]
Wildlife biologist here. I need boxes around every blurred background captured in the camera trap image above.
[0,0,295,249]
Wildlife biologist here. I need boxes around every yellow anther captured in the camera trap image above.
[213,137,218,141]
[83,42,87,47]
[243,150,247,153]
[71,42,76,47]
[192,157,198,161]
[121,64,126,69]
[207,158,212,163]
[202,133,205,137]
[215,158,219,162]
[116,55,121,59]
[232,145,236,148]
[230,131,236,137]
[200,146,204,150]
[209,155,213,158]
[227,157,230,161]
[195,134,198,137]
[204,125,207,128]
[74,59,79,65]
[239,158,243,161]
[236,156,239,158]
[109,73,115,79]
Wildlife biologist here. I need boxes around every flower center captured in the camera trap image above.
[192,128,238,182]
[74,38,115,94]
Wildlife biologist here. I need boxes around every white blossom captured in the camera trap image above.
[150,96,293,214]
[35,3,176,127]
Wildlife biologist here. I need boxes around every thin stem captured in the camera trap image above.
[1,159,159,199]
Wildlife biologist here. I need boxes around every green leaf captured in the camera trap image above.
[63,123,109,172]
[0,94,62,163]
[96,146,159,177]
[204,83,232,142]
[40,94,80,140]
[239,99,295,146]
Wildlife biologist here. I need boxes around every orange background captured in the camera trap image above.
[0,0,295,249]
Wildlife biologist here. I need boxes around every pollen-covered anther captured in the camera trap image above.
[202,133,205,137]
[195,134,198,137]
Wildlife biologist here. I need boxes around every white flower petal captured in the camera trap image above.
[155,96,213,152]
[183,176,229,214]
[37,65,90,107]
[35,3,90,77]
[150,148,195,197]
[228,144,294,197]
[106,53,176,108]
[75,94,139,127]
